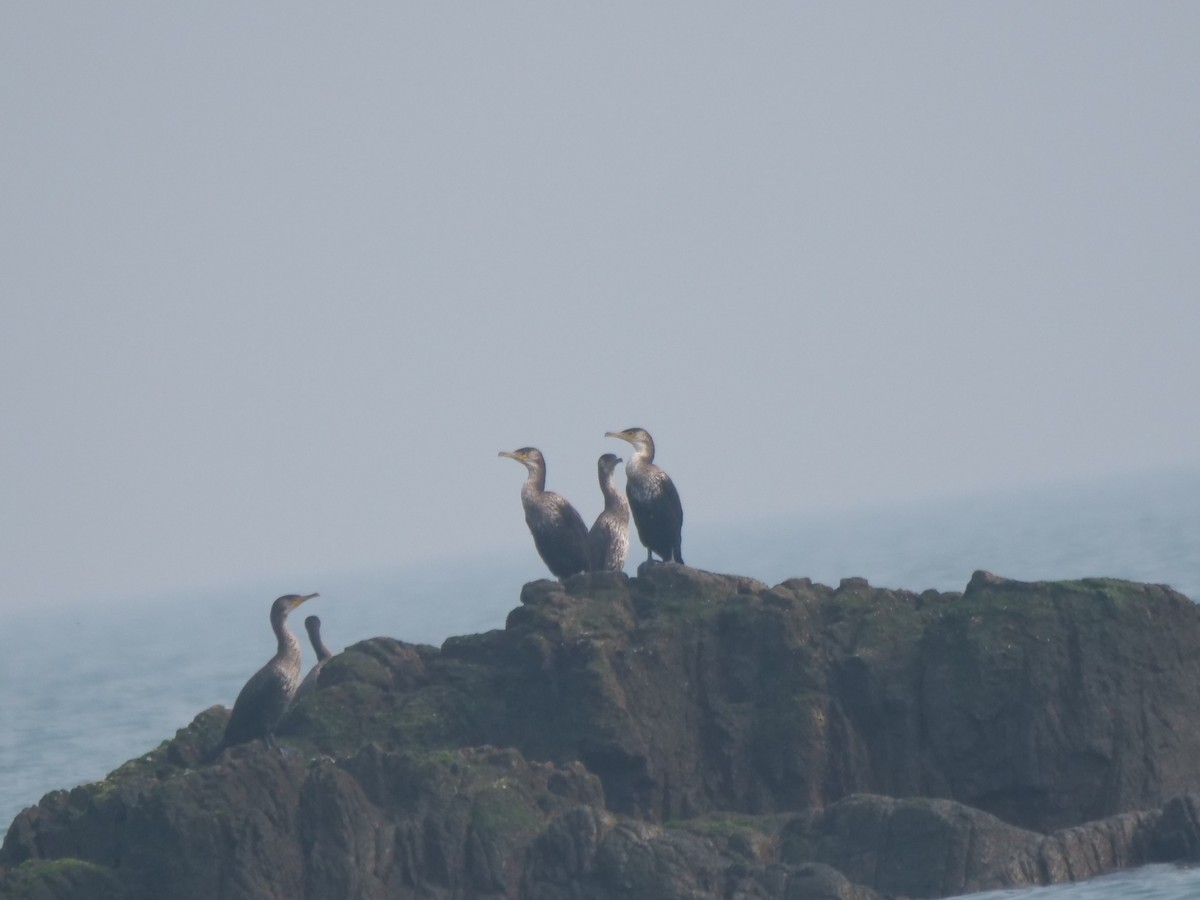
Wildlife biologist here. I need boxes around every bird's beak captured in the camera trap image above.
[605,431,631,443]
[294,593,319,607]
[498,450,519,461]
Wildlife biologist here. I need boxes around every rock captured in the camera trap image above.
[3,741,602,900]
[927,572,1200,830]
[3,568,1200,899]
[1147,793,1200,862]
[780,793,1159,897]
[0,859,123,900]
[523,809,878,900]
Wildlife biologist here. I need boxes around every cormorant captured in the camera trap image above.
[605,427,684,564]
[499,446,590,579]
[293,614,333,703]
[588,453,629,572]
[216,592,318,754]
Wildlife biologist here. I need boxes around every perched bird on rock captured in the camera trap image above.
[588,453,630,572]
[605,427,684,565]
[214,592,318,756]
[292,614,333,703]
[499,446,590,579]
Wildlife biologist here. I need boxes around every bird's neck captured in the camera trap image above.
[627,444,654,472]
[522,465,547,495]
[312,634,332,662]
[272,615,301,665]
[600,472,626,510]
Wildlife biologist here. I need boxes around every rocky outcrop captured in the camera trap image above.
[781,792,1158,897]
[3,567,1200,899]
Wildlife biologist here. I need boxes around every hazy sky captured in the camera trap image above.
[3,4,1198,612]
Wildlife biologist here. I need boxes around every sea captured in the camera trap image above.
[4,465,1200,899]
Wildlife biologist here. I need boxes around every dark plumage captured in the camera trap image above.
[605,427,684,564]
[215,592,318,754]
[588,453,629,572]
[293,614,333,703]
[499,446,590,579]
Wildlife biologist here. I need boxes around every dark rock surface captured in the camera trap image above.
[781,792,1157,898]
[3,567,1199,899]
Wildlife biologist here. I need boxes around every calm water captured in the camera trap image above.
[968,865,1200,900]
[4,467,1200,900]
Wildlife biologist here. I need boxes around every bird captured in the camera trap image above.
[214,592,318,755]
[499,446,590,579]
[605,427,684,565]
[588,453,630,572]
[292,614,333,703]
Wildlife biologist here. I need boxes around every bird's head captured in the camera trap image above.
[597,453,623,475]
[270,593,318,623]
[605,428,653,453]
[498,447,544,473]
